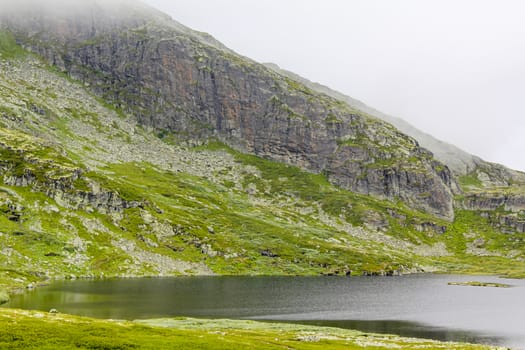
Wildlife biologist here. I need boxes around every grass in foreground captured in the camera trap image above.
[0,308,504,350]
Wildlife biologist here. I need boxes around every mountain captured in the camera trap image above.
[263,62,525,182]
[0,0,524,297]
[1,0,457,220]
[262,63,525,237]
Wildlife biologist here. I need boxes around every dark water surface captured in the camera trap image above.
[5,274,525,349]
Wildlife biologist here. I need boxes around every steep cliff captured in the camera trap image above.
[1,0,455,220]
[261,63,525,234]
[456,169,525,234]
[263,63,525,235]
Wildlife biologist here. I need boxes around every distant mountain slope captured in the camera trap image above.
[262,63,478,176]
[263,63,525,183]
[261,63,525,237]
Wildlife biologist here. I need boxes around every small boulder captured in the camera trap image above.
[0,290,9,305]
[260,249,278,258]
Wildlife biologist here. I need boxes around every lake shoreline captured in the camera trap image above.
[0,308,507,350]
[3,274,524,349]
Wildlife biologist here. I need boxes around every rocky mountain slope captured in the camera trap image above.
[0,0,524,298]
[263,63,525,181]
[263,62,525,236]
[2,0,456,220]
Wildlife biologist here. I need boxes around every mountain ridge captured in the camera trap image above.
[262,62,525,182]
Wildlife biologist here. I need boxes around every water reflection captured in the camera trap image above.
[280,320,506,347]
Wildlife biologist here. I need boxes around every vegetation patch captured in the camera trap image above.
[0,289,9,305]
[0,31,27,59]
[0,309,501,350]
[447,281,511,288]
[459,173,484,190]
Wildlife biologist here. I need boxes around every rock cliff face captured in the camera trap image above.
[461,193,525,213]
[0,141,142,216]
[1,0,455,220]
[459,192,525,233]
[263,63,525,184]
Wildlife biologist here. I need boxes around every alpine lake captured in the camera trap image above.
[4,274,525,349]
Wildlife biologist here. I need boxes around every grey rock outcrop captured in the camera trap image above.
[0,151,142,215]
[459,192,525,233]
[460,192,525,213]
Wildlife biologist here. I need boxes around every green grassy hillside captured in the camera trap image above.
[0,42,524,301]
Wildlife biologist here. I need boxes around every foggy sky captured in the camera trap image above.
[141,0,525,171]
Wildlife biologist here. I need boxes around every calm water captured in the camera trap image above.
[5,274,525,349]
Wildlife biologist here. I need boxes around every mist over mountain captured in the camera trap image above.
[159,0,525,172]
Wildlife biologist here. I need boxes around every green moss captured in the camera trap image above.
[74,36,106,48]
[0,130,80,185]
[459,173,483,190]
[324,113,342,124]
[0,31,27,59]
[284,77,315,96]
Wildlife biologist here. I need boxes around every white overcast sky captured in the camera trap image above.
[142,0,525,171]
